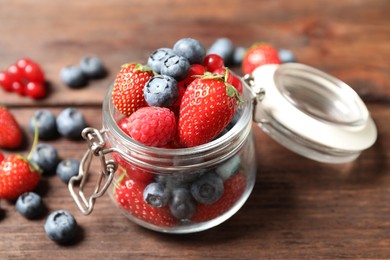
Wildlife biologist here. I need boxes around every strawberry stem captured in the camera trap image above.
[27,118,39,160]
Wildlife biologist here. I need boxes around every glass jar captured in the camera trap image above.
[69,73,256,233]
[69,63,377,234]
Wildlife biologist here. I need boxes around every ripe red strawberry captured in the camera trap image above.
[191,171,247,222]
[114,174,177,227]
[0,154,41,200]
[0,106,23,149]
[242,43,281,75]
[112,63,154,116]
[178,72,242,147]
[112,152,154,184]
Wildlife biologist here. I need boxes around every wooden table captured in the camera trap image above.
[1,0,389,259]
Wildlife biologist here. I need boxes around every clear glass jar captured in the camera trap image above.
[69,63,377,234]
[69,77,257,234]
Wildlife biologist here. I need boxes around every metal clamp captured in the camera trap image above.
[68,127,118,215]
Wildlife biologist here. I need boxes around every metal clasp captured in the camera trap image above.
[243,74,267,123]
[68,127,118,215]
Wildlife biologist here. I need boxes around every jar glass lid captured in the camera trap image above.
[248,63,377,163]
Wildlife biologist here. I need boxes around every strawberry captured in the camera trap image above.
[241,43,281,75]
[112,152,154,184]
[0,106,23,149]
[114,173,177,227]
[178,71,242,147]
[0,154,41,200]
[111,63,154,116]
[191,171,247,222]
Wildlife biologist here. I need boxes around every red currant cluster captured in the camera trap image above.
[0,58,46,99]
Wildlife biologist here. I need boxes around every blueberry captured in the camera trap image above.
[191,172,224,204]
[147,48,176,73]
[79,55,107,79]
[31,143,60,174]
[60,65,88,88]
[232,46,246,66]
[16,192,44,219]
[207,38,235,65]
[44,210,78,244]
[143,182,170,208]
[173,38,206,65]
[144,75,179,107]
[56,107,87,139]
[29,109,58,140]
[56,159,80,183]
[215,155,241,180]
[169,187,196,220]
[278,49,296,63]
[160,55,190,81]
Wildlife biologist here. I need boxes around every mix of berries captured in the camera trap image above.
[108,38,274,228]
[0,105,83,243]
[0,58,46,99]
[0,37,296,235]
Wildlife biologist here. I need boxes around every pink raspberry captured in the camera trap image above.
[120,107,176,147]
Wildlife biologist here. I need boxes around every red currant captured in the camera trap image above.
[12,81,26,96]
[202,54,224,72]
[16,58,34,70]
[0,71,15,91]
[24,62,44,84]
[25,81,46,99]
[7,64,24,82]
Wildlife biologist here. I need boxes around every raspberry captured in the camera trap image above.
[121,107,176,147]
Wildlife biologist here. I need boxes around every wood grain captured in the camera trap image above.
[0,0,390,259]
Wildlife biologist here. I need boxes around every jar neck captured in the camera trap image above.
[102,83,253,174]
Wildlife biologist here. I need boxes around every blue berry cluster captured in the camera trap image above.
[144,38,206,107]
[142,155,242,220]
[60,56,107,88]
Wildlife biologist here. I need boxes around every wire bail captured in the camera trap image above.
[68,127,118,215]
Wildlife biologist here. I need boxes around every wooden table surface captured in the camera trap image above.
[1,0,390,259]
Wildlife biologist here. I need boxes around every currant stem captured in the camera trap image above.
[27,118,39,160]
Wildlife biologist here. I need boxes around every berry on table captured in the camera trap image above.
[147,48,176,74]
[160,54,190,81]
[79,55,107,79]
[44,210,78,244]
[0,154,41,200]
[0,71,17,92]
[207,38,235,66]
[144,75,179,107]
[0,106,23,149]
[121,106,176,147]
[242,43,281,75]
[278,48,297,63]
[60,65,88,88]
[112,63,154,116]
[232,46,246,66]
[56,159,80,183]
[30,143,60,175]
[56,107,87,139]
[29,109,58,140]
[191,172,224,204]
[173,38,206,65]
[15,192,44,219]
[25,82,46,99]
